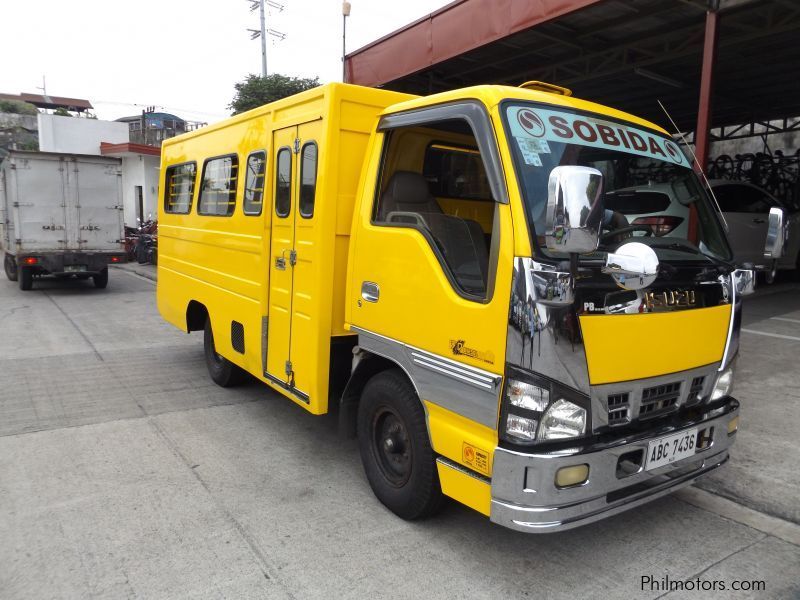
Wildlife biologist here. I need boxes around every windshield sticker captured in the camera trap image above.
[507,106,689,167]
[515,137,543,165]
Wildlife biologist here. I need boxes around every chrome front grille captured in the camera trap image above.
[607,392,631,426]
[639,382,681,419]
[594,365,717,430]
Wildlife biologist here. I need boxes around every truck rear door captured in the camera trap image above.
[9,153,69,252]
[66,156,124,251]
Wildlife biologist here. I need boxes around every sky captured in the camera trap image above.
[0,0,452,123]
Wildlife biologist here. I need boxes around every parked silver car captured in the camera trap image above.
[604,180,798,282]
[708,180,799,282]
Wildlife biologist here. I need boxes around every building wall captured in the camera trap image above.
[38,114,128,155]
[121,155,160,227]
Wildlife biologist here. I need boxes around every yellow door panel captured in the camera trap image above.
[266,126,298,387]
[580,304,732,384]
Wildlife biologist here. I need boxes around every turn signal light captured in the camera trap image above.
[727,416,739,435]
[631,216,683,236]
[23,257,38,265]
[555,464,589,488]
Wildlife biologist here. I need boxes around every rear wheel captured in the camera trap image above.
[357,369,445,520]
[203,319,246,387]
[4,254,18,282]
[19,266,33,291]
[93,268,108,289]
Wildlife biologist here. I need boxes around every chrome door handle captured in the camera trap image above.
[361,281,380,303]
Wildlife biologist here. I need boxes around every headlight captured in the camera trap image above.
[711,367,734,400]
[500,367,591,445]
[540,399,587,440]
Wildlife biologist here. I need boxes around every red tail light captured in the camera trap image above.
[631,216,684,236]
[110,256,120,263]
[23,257,38,265]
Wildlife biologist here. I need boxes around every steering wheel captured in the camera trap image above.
[600,224,654,241]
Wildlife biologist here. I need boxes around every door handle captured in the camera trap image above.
[275,250,287,270]
[753,218,766,224]
[361,281,380,303]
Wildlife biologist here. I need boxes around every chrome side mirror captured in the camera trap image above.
[733,268,756,296]
[545,166,604,254]
[764,206,786,259]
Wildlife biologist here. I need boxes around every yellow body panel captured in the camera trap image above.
[580,305,732,385]
[158,83,413,414]
[436,461,492,517]
[425,401,497,477]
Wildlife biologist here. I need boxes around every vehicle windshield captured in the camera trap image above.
[503,102,732,263]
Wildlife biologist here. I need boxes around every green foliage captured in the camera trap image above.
[53,107,73,117]
[0,99,38,116]
[229,74,320,115]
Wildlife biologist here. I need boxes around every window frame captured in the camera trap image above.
[163,161,197,215]
[274,146,293,219]
[299,141,318,219]
[243,150,267,216]
[371,120,500,304]
[197,153,239,217]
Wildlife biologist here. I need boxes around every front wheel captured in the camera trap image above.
[357,369,445,520]
[4,254,18,282]
[203,319,246,387]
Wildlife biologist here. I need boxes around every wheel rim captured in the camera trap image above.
[371,407,412,487]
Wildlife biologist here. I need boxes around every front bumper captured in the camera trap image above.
[490,398,739,533]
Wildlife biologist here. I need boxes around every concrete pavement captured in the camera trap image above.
[0,269,799,599]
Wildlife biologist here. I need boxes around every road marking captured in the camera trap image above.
[771,316,800,325]
[741,328,800,341]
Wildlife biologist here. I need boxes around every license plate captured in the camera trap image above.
[646,428,698,470]
[64,265,87,272]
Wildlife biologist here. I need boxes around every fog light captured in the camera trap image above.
[727,415,739,435]
[555,464,589,488]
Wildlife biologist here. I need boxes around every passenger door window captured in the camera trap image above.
[373,122,498,300]
[275,148,292,217]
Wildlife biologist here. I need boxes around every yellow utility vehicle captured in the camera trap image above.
[158,82,773,532]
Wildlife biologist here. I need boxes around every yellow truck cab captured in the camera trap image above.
[157,82,764,532]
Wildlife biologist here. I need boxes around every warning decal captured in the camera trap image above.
[462,442,490,476]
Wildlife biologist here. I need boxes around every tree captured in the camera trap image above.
[53,107,73,117]
[229,74,320,115]
[0,99,38,116]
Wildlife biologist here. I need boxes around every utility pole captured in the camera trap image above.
[36,75,47,97]
[342,2,351,82]
[248,0,285,77]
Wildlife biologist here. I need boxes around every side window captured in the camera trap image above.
[714,184,772,214]
[373,120,498,300]
[164,162,196,214]
[243,151,266,216]
[198,155,238,216]
[275,148,292,218]
[423,144,491,200]
[299,142,318,218]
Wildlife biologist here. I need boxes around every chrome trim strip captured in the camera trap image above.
[436,457,491,484]
[720,273,738,371]
[352,326,502,428]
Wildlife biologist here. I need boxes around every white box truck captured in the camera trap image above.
[1,150,127,290]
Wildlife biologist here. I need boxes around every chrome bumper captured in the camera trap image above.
[490,399,739,533]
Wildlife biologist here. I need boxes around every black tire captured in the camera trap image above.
[19,266,33,291]
[136,242,148,264]
[4,254,18,282]
[203,319,246,387]
[93,268,109,289]
[357,369,445,520]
